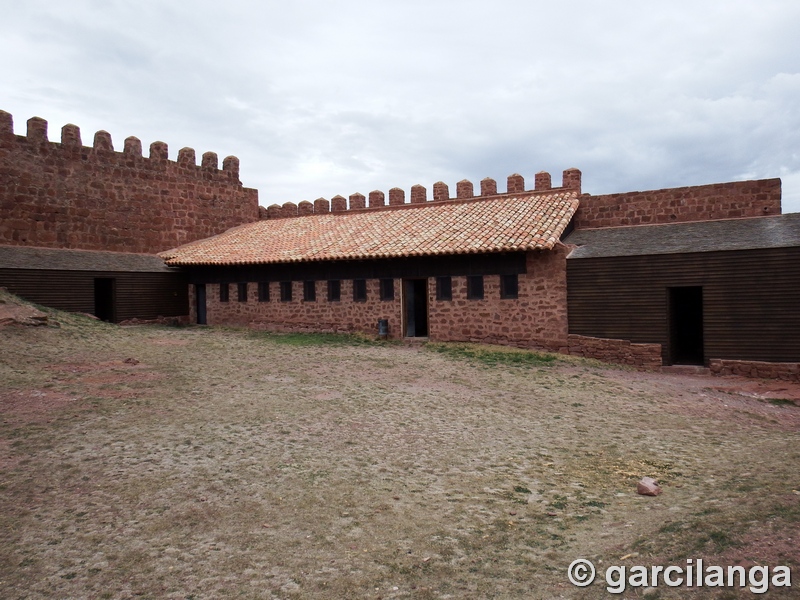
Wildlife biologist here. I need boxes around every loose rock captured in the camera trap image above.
[637,477,662,496]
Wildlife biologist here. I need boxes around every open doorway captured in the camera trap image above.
[195,283,207,325]
[93,278,116,322]
[403,279,429,337]
[668,286,704,365]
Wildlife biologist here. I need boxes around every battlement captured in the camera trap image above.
[261,168,581,219]
[0,110,259,253]
[0,110,242,183]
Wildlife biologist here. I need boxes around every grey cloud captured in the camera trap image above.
[1,0,798,211]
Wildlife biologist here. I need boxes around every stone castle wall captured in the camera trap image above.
[261,169,582,218]
[574,179,781,229]
[0,110,259,253]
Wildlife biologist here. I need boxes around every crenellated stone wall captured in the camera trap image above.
[260,168,582,218]
[0,110,259,253]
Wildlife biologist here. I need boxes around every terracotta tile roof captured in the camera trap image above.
[160,191,579,266]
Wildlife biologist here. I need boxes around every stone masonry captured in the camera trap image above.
[573,179,781,229]
[194,279,403,336]
[568,334,663,369]
[260,169,582,218]
[428,248,570,352]
[192,248,570,352]
[0,110,259,253]
[709,359,800,382]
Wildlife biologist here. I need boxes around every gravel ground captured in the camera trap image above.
[1,304,798,599]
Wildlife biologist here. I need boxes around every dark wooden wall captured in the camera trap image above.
[0,269,188,322]
[567,247,800,363]
[184,252,528,284]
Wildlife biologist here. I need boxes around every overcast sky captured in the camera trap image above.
[2,0,799,213]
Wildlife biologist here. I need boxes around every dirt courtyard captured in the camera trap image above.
[1,308,798,599]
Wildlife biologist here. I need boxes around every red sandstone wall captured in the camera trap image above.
[197,279,403,336]
[262,169,582,218]
[0,111,259,253]
[567,334,663,369]
[574,179,782,229]
[428,248,569,352]
[192,248,570,350]
[709,359,800,382]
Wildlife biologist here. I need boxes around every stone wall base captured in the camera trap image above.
[249,320,366,336]
[568,334,663,369]
[709,359,800,382]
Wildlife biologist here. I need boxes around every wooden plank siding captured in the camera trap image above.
[183,252,528,285]
[0,269,188,322]
[567,247,800,364]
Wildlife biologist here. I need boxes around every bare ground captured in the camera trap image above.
[0,303,798,599]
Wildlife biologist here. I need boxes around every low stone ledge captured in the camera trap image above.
[568,334,662,369]
[249,319,365,336]
[709,359,800,382]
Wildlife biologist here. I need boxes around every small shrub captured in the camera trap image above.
[769,398,796,407]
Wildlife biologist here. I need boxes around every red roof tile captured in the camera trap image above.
[160,191,579,266]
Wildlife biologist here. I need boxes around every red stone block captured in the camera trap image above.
[330,195,347,212]
[480,178,498,196]
[349,193,366,210]
[507,173,524,194]
[368,190,385,208]
[389,187,405,206]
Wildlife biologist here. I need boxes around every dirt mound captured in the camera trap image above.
[0,289,50,327]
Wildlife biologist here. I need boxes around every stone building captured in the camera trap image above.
[2,109,799,377]
[160,175,581,352]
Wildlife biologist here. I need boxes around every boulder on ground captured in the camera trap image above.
[637,477,662,496]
